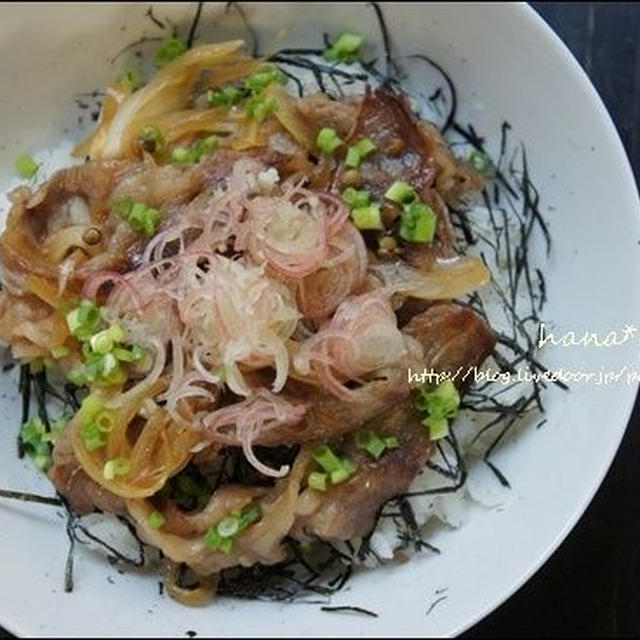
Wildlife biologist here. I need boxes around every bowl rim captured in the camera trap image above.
[451,3,640,635]
[0,3,639,637]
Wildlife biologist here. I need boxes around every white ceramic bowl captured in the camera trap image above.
[0,2,638,637]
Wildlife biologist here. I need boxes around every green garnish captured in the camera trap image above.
[312,444,344,474]
[385,180,418,205]
[468,149,492,175]
[414,380,461,440]
[414,379,461,419]
[78,395,111,450]
[112,345,145,363]
[90,324,125,355]
[20,416,66,471]
[311,445,356,485]
[308,471,328,492]
[399,201,437,243]
[207,85,246,107]
[128,202,162,236]
[148,510,165,530]
[103,457,131,481]
[137,125,165,153]
[350,203,383,230]
[15,154,38,180]
[341,187,370,209]
[217,515,241,538]
[423,415,449,440]
[345,138,377,168]
[171,135,219,165]
[113,198,162,237]
[94,410,116,434]
[81,420,107,452]
[323,32,364,64]
[355,429,387,459]
[50,345,71,359]
[244,64,286,94]
[66,300,102,341]
[316,127,343,155]
[65,306,142,388]
[384,436,400,449]
[330,457,356,485]
[203,505,262,554]
[118,67,144,92]
[246,94,279,122]
[78,393,104,421]
[155,37,187,68]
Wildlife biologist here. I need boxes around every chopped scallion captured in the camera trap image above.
[316,127,343,155]
[217,515,241,538]
[244,64,286,94]
[423,415,449,440]
[345,138,377,168]
[247,94,279,122]
[355,429,386,459]
[385,180,417,205]
[342,187,370,209]
[207,85,246,107]
[323,32,364,64]
[81,420,107,452]
[384,436,400,449]
[103,457,131,481]
[126,202,162,237]
[137,125,165,153]
[414,379,461,419]
[308,471,328,492]
[148,510,165,530]
[51,345,70,359]
[312,444,344,474]
[155,37,187,69]
[330,457,356,485]
[118,67,143,92]
[468,149,492,175]
[94,410,116,434]
[15,154,38,179]
[351,203,383,230]
[399,201,437,243]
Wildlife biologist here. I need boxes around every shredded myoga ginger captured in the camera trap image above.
[0,37,496,602]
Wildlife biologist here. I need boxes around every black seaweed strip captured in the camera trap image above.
[369,2,396,80]
[321,605,378,618]
[73,522,145,567]
[225,2,258,57]
[145,6,166,30]
[280,69,305,97]
[109,36,164,65]
[187,1,204,48]
[0,489,62,506]
[426,595,448,616]
[406,54,457,133]
[33,370,51,430]
[277,48,325,56]
[18,364,30,457]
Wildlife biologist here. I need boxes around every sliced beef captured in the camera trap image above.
[292,403,432,540]
[295,93,360,138]
[403,303,497,380]
[48,428,125,515]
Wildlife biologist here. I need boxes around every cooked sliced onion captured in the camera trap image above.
[370,255,491,300]
[99,40,245,159]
